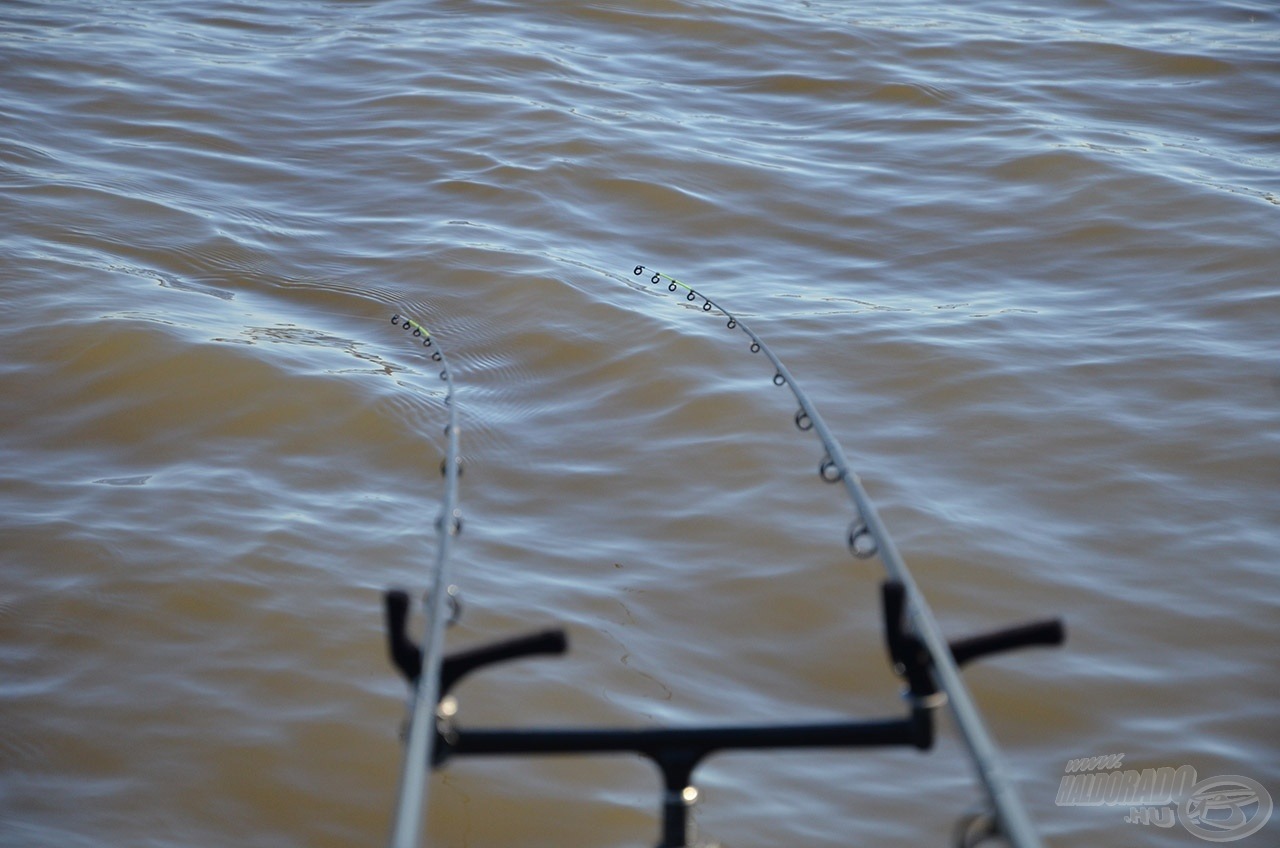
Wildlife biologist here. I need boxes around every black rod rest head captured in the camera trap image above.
[950,618,1066,667]
[383,588,568,691]
[439,628,569,697]
[881,581,938,698]
[879,580,1068,696]
[384,589,423,683]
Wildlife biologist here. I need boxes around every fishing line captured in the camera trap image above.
[628,265,1045,848]
[386,312,463,848]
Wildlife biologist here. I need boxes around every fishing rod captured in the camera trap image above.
[383,313,463,848]
[629,265,1058,847]
[378,274,1065,848]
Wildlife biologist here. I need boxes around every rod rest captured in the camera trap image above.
[439,627,569,696]
[383,588,568,689]
[384,589,423,682]
[950,619,1065,668]
[880,581,1066,700]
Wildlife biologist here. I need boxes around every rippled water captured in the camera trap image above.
[2,2,1277,847]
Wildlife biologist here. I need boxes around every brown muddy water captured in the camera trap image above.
[2,2,1278,847]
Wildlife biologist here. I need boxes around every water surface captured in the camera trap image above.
[2,1,1278,846]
